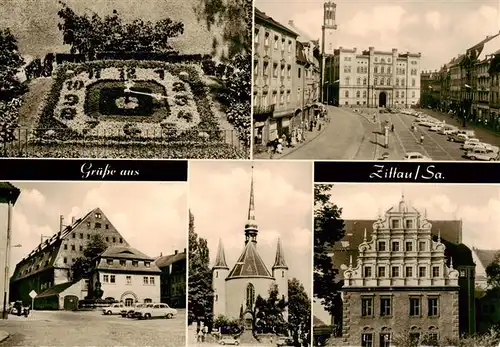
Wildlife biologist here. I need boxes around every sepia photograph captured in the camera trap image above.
[0,0,251,159]
[253,0,500,161]
[188,161,313,346]
[313,184,500,346]
[0,182,187,346]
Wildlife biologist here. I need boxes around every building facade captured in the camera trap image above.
[89,246,161,306]
[10,208,129,305]
[212,170,288,325]
[155,249,186,308]
[340,197,460,346]
[321,2,338,103]
[326,47,421,108]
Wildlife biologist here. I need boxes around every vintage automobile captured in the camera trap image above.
[121,303,146,318]
[218,337,240,345]
[102,303,125,315]
[465,147,499,161]
[403,152,432,161]
[134,303,177,319]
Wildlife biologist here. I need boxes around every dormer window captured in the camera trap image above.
[364,266,372,278]
[120,260,126,266]
[378,241,387,252]
[392,219,400,229]
[106,259,113,265]
[145,261,151,268]
[132,261,139,267]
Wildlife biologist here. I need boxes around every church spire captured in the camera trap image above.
[245,164,258,244]
[273,238,288,270]
[214,239,229,269]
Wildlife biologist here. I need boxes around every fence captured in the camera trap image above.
[2,127,244,158]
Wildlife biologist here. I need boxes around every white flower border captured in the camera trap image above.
[54,67,202,138]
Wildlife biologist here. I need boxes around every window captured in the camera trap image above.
[110,275,115,283]
[106,259,113,265]
[103,275,109,283]
[419,266,426,278]
[120,260,126,266]
[64,244,68,250]
[363,78,367,85]
[87,222,91,228]
[364,266,372,278]
[460,269,466,277]
[374,66,378,73]
[345,90,349,98]
[63,257,67,264]
[87,234,90,239]
[79,233,83,239]
[401,91,405,98]
[274,36,278,49]
[105,224,109,229]
[391,219,400,228]
[387,67,391,74]
[264,33,269,46]
[396,78,399,86]
[412,91,416,98]
[119,238,123,244]
[380,78,384,85]
[374,78,378,85]
[345,77,350,85]
[282,270,284,278]
[378,241,386,251]
[432,266,440,277]
[288,40,292,52]
[145,261,151,268]
[246,283,255,309]
[363,90,367,97]
[105,237,109,242]
[132,261,138,267]
[95,213,101,219]
[406,220,413,228]
[356,91,360,98]
[405,241,413,251]
[412,79,416,87]
[380,333,391,347]
[418,241,426,251]
[380,297,392,316]
[409,297,421,316]
[95,223,101,229]
[428,333,438,345]
[378,266,386,277]
[391,241,399,252]
[361,333,373,347]
[357,77,361,85]
[428,297,439,316]
[392,266,400,277]
[406,266,413,277]
[409,333,420,345]
[79,245,83,251]
[402,80,405,87]
[72,233,75,238]
[71,245,75,251]
[143,276,149,285]
[387,78,390,85]
[361,297,373,316]
[150,277,155,285]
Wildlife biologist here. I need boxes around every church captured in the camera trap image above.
[212,168,289,324]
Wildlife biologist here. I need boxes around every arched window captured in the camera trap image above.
[402,79,405,86]
[357,77,361,85]
[396,91,399,98]
[374,66,378,73]
[381,58,385,63]
[216,271,218,278]
[374,78,378,85]
[356,91,360,98]
[363,91,367,97]
[380,79,384,86]
[281,271,284,278]
[387,78,391,85]
[396,78,399,86]
[381,66,385,74]
[401,91,405,98]
[363,78,367,86]
[144,298,152,303]
[345,77,350,85]
[345,90,349,98]
[388,67,391,74]
[246,283,255,309]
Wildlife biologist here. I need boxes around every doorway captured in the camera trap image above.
[379,92,387,107]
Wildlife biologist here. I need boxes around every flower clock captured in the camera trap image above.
[53,64,202,139]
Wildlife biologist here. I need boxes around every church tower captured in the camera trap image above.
[272,238,289,321]
[244,166,258,245]
[213,239,229,318]
[321,1,338,102]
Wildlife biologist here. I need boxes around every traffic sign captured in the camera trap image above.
[29,290,37,299]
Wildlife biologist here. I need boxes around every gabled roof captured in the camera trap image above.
[272,238,287,269]
[155,251,186,268]
[286,20,313,44]
[35,281,79,299]
[100,246,151,261]
[227,241,273,279]
[255,8,298,38]
[213,239,229,269]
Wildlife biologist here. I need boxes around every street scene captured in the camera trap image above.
[254,0,500,161]
[0,182,187,346]
[0,0,251,159]
[314,184,500,346]
[188,161,312,346]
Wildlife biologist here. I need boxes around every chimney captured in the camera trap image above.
[59,215,64,232]
[183,248,186,253]
[174,250,178,255]
[71,216,76,224]
[160,252,162,257]
[288,20,294,26]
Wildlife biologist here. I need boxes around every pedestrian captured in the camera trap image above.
[420,135,424,144]
[391,124,394,132]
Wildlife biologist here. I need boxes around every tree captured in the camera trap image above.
[0,98,21,146]
[188,210,214,329]
[83,233,108,259]
[254,283,287,335]
[0,28,25,102]
[314,184,345,317]
[287,278,311,347]
[57,2,184,57]
[70,257,92,281]
[213,314,243,335]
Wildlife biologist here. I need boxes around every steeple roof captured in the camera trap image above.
[227,241,272,279]
[245,166,258,231]
[214,239,229,269]
[273,238,288,269]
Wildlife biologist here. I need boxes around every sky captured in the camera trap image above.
[189,161,313,297]
[0,0,223,58]
[255,0,500,71]
[4,182,187,275]
[313,183,500,324]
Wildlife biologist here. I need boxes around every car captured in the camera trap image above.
[218,337,240,345]
[403,152,432,161]
[462,141,484,151]
[102,303,125,315]
[438,127,457,135]
[134,303,177,319]
[465,147,499,161]
[457,129,476,138]
[121,303,146,318]
[429,124,443,132]
[448,133,469,143]
[483,143,500,153]
[419,120,434,127]
[276,336,294,346]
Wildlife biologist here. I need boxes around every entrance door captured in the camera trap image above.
[276,118,283,137]
[379,92,387,107]
[63,295,79,310]
[125,298,134,307]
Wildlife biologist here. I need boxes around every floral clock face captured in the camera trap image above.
[54,67,201,138]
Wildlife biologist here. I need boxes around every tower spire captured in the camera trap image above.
[273,238,288,269]
[214,239,229,269]
[245,164,259,244]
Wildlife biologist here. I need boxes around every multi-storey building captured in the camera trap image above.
[253,9,298,145]
[88,246,161,306]
[155,249,186,308]
[420,70,442,109]
[327,47,421,108]
[339,197,465,346]
[10,208,129,305]
[321,1,338,103]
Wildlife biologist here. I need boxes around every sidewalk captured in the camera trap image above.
[253,122,328,160]
[0,330,9,343]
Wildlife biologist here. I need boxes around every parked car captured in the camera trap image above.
[448,133,469,143]
[419,120,434,127]
[457,129,476,138]
[403,152,432,161]
[462,141,485,151]
[121,303,145,318]
[465,147,499,161]
[103,303,124,315]
[483,143,500,153]
[276,336,294,346]
[218,337,240,345]
[134,303,177,319]
[429,124,443,132]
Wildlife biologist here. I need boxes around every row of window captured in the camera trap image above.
[102,274,156,285]
[363,265,441,278]
[377,239,430,252]
[254,30,293,53]
[343,76,415,87]
[70,232,123,244]
[104,258,151,268]
[360,332,437,347]
[361,296,439,317]
[20,259,51,275]
[344,91,415,98]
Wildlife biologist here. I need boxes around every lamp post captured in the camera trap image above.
[463,84,472,128]
[325,81,329,105]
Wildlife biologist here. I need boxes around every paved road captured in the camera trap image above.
[0,309,186,347]
[281,106,365,160]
